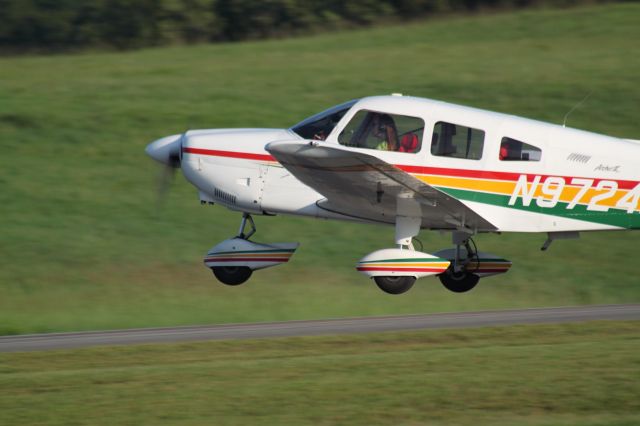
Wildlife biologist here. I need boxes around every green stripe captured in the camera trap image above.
[437,187,640,229]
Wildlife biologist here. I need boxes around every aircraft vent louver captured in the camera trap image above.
[213,187,237,205]
[567,153,591,163]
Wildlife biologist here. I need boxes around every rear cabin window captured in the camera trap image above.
[338,110,424,153]
[499,137,542,161]
[431,122,485,160]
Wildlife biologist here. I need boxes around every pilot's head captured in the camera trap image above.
[373,114,394,139]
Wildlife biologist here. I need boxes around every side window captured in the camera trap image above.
[338,110,424,153]
[499,137,542,161]
[431,122,485,160]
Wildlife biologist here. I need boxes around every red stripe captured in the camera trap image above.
[357,267,446,273]
[205,257,289,262]
[183,147,275,162]
[184,147,639,190]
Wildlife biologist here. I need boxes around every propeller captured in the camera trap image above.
[145,133,184,207]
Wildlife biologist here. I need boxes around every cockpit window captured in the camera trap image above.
[337,110,424,153]
[290,100,358,141]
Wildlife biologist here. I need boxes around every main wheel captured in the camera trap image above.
[212,266,253,286]
[374,276,416,295]
[439,269,479,293]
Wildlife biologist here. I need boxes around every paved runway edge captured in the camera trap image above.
[1,304,639,352]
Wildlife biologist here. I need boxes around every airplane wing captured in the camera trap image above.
[266,141,496,231]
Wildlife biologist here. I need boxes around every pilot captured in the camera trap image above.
[371,113,398,151]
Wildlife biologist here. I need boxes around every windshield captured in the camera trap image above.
[290,99,358,140]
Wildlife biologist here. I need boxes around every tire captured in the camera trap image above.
[374,276,416,295]
[212,266,253,286]
[439,269,479,293]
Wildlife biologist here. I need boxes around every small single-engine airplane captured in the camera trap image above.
[146,94,640,294]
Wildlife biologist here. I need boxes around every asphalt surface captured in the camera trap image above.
[1,304,638,352]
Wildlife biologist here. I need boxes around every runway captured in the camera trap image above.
[1,304,638,352]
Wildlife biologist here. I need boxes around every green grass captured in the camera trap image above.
[1,4,640,334]
[1,321,639,425]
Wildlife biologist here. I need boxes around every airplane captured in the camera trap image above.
[146,94,640,294]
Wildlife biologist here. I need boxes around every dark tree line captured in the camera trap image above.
[0,0,616,53]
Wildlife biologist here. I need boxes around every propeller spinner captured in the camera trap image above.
[145,133,183,167]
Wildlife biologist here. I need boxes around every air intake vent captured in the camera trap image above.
[567,153,591,163]
[213,187,237,205]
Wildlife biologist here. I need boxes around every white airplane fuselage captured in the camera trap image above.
[151,96,640,234]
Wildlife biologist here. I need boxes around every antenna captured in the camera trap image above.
[562,91,592,128]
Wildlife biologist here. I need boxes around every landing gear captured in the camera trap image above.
[439,269,479,293]
[204,212,300,286]
[237,212,256,240]
[212,266,253,286]
[210,213,256,286]
[358,223,512,295]
[438,232,480,293]
[369,212,421,295]
[374,276,416,295]
[359,213,451,295]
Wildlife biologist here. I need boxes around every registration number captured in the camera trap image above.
[508,175,640,213]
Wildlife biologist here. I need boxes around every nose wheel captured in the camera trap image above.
[212,266,253,286]
[205,213,300,287]
[374,276,416,295]
[210,213,256,286]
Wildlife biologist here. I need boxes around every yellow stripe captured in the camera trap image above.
[415,174,633,209]
[419,175,514,196]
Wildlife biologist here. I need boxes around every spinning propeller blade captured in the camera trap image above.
[145,133,184,207]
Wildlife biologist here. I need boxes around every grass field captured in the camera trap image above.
[1,321,639,425]
[1,4,640,335]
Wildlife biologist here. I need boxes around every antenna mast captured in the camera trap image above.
[563,91,592,128]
